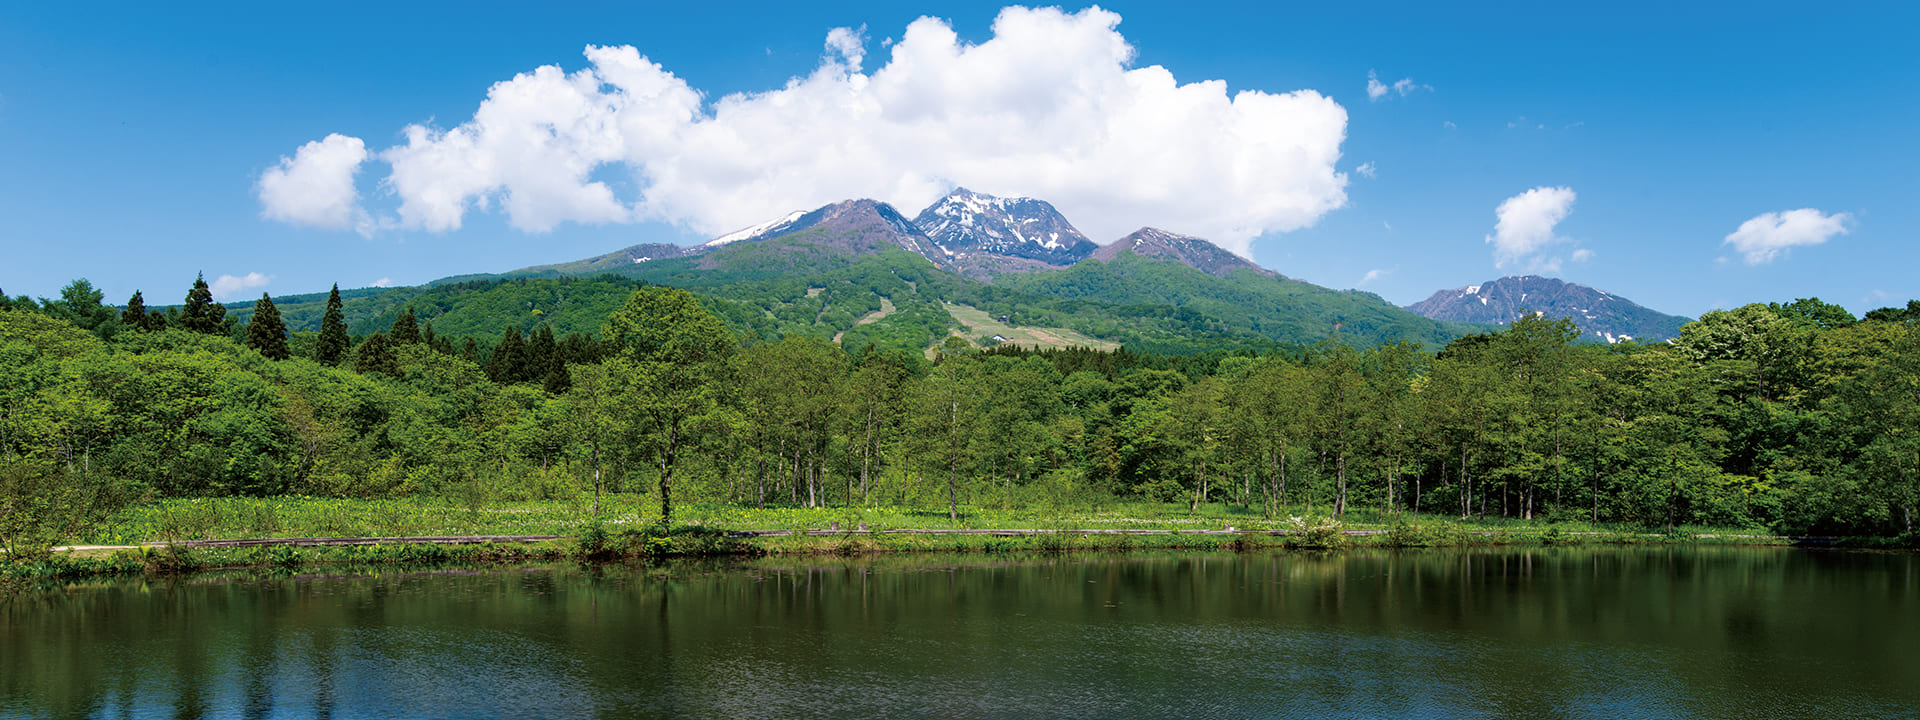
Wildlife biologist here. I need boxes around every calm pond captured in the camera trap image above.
[4,546,1916,719]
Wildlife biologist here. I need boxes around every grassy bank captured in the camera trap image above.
[68,494,1790,545]
[8,494,1904,590]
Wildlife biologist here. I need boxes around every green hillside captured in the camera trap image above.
[996,251,1489,348]
[221,234,1479,357]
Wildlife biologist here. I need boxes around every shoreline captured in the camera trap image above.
[10,524,1908,590]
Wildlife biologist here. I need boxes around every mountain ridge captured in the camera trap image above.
[1092,227,1272,279]
[1405,275,1691,342]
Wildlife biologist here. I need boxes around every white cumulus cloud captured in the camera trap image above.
[371,277,395,288]
[257,134,372,234]
[1486,186,1577,271]
[1355,161,1376,179]
[1722,208,1851,265]
[1357,268,1391,286]
[267,6,1350,256]
[211,272,272,301]
[1571,248,1594,263]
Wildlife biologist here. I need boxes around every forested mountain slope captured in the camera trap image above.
[999,250,1486,348]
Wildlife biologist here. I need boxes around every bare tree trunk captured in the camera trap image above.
[1334,452,1347,518]
[948,400,960,522]
[860,411,875,503]
[1279,448,1288,515]
[1461,443,1470,520]
[659,420,679,526]
[947,452,959,522]
[1265,451,1279,519]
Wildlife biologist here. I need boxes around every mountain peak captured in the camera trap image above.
[690,198,945,266]
[912,189,1096,274]
[1405,275,1689,342]
[1093,228,1273,278]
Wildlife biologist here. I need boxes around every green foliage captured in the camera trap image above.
[315,284,350,366]
[352,331,400,377]
[390,306,422,346]
[46,279,119,339]
[484,324,527,383]
[1282,515,1346,549]
[1862,299,1920,324]
[605,286,735,525]
[3,274,1918,550]
[179,273,229,336]
[1769,297,1856,330]
[0,457,144,562]
[120,290,164,332]
[245,293,291,360]
[997,252,1479,349]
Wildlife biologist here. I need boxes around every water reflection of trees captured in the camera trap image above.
[3,548,1915,718]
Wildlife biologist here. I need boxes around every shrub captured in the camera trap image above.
[1382,519,1426,548]
[1,458,144,562]
[1282,515,1345,550]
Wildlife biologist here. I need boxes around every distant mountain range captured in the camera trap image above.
[234,189,1692,355]
[1404,275,1691,342]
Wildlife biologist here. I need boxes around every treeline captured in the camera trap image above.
[4,276,1919,542]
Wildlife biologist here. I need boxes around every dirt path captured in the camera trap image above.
[47,535,567,553]
[833,298,896,344]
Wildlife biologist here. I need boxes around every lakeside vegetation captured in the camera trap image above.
[4,275,1919,573]
[3,495,1817,591]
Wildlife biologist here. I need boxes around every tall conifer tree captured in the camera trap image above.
[528,325,558,379]
[486,325,526,383]
[390,306,421,345]
[179,272,228,335]
[315,284,349,366]
[353,331,400,376]
[246,293,291,360]
[420,322,446,353]
[122,291,149,329]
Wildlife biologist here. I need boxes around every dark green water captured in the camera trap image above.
[4,546,1916,719]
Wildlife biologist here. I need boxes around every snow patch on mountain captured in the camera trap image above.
[706,210,807,247]
[912,188,1096,271]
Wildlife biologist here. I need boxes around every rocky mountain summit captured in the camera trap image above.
[911,188,1097,273]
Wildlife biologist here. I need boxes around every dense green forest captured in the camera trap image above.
[4,274,1918,559]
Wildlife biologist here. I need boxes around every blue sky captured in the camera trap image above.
[2,1,1914,317]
